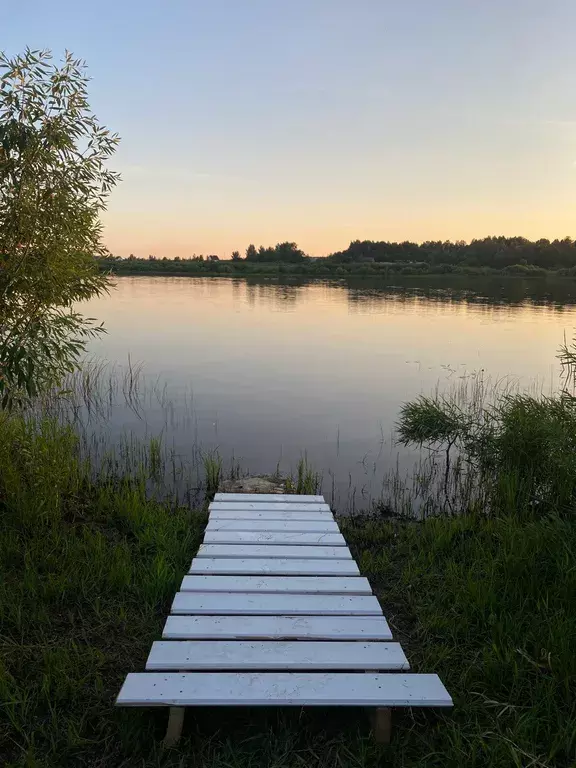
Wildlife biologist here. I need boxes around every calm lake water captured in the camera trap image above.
[81,275,576,511]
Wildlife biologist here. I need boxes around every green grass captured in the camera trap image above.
[343,515,576,767]
[284,456,322,496]
[1,417,575,767]
[202,451,223,498]
[0,417,206,766]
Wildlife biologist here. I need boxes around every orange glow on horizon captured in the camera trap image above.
[102,203,576,260]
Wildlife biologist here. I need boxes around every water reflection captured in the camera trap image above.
[79,276,576,511]
[239,274,576,309]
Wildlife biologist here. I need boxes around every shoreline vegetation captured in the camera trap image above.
[2,360,576,767]
[97,236,576,279]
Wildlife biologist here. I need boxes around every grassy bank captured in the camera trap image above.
[344,516,576,767]
[98,255,576,280]
[0,417,206,766]
[1,416,575,767]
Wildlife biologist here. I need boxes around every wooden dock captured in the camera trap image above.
[116,493,452,745]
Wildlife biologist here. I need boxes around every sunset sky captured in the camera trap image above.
[6,0,576,257]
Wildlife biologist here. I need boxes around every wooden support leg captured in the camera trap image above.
[163,707,185,747]
[371,707,392,744]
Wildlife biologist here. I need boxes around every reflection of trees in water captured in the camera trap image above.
[233,275,576,313]
[242,278,304,310]
[347,276,576,309]
[259,284,301,310]
[245,282,257,307]
[345,290,570,317]
[230,279,244,302]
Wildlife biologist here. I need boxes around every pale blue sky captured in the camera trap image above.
[5,1,576,256]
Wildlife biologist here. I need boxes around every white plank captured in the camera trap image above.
[214,493,324,503]
[146,641,409,670]
[203,531,346,546]
[210,510,333,522]
[196,544,352,560]
[206,520,339,533]
[163,615,392,640]
[117,672,452,707]
[189,558,359,576]
[210,502,330,512]
[170,592,382,615]
[180,575,372,594]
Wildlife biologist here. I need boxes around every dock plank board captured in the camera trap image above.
[209,510,334,522]
[117,672,452,707]
[210,502,330,513]
[180,575,373,594]
[189,558,359,576]
[203,531,346,546]
[214,494,325,504]
[170,592,382,615]
[163,615,392,640]
[196,544,351,560]
[146,641,408,670]
[206,520,339,533]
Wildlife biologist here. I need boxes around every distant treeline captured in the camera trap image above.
[330,236,576,269]
[97,236,576,277]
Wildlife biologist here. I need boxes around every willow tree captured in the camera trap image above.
[0,49,119,407]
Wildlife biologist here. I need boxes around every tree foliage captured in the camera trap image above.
[0,48,119,407]
[328,236,576,270]
[246,241,305,263]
